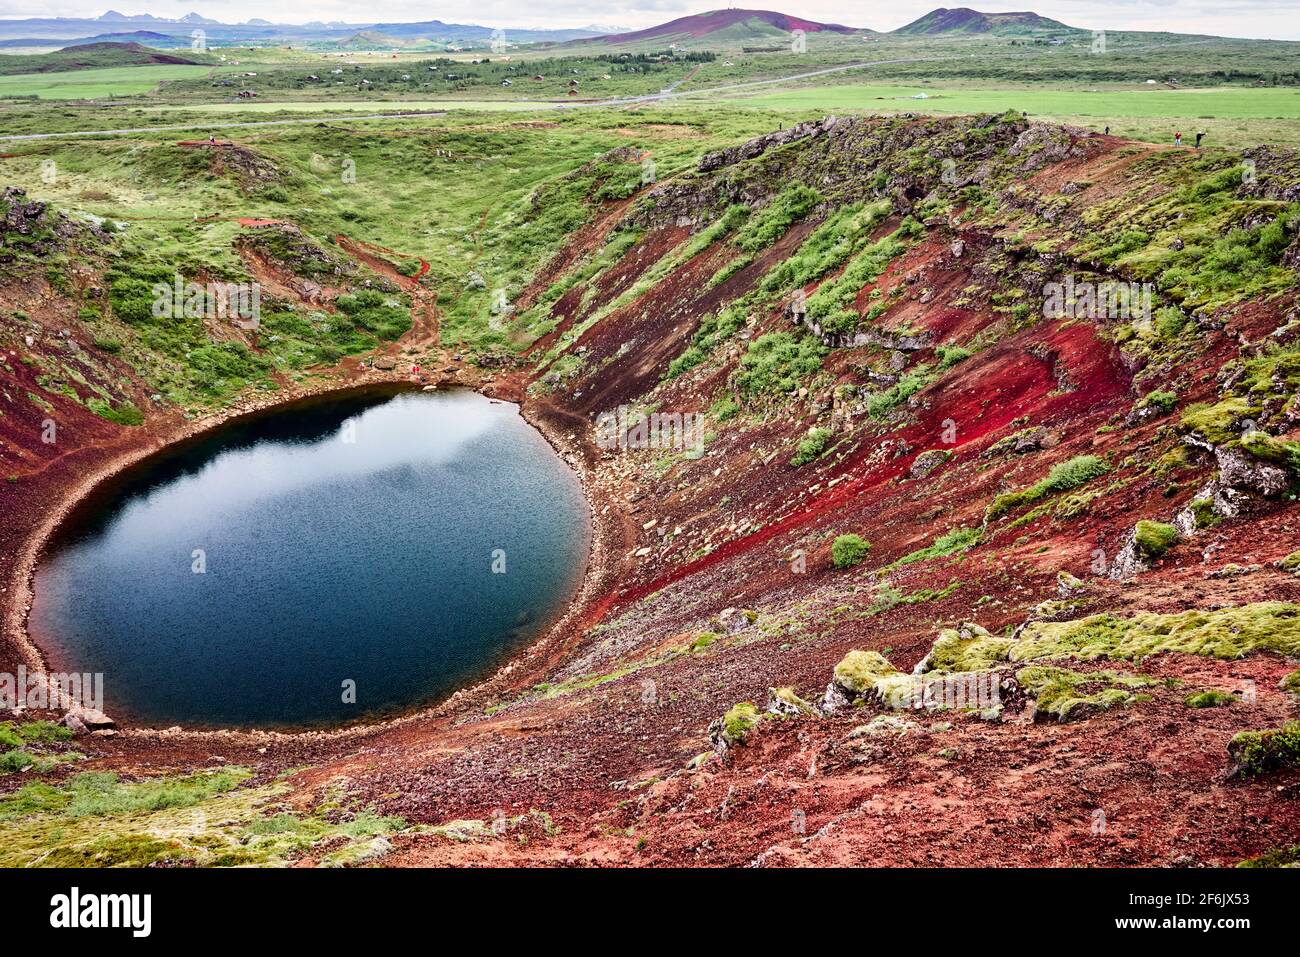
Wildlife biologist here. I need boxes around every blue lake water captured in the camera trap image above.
[31,388,589,729]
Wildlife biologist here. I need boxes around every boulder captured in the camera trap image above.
[909,448,951,480]
[63,704,115,731]
[1216,446,1289,498]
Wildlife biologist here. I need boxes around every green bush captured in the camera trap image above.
[790,427,833,466]
[832,534,871,569]
[107,276,160,325]
[1229,721,1300,777]
[665,308,745,379]
[1140,390,1178,414]
[734,332,825,398]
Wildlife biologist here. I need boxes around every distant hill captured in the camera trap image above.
[894,8,1078,36]
[0,40,211,75]
[336,30,423,50]
[574,9,862,47]
[0,15,606,45]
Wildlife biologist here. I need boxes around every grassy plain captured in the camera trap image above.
[0,64,216,99]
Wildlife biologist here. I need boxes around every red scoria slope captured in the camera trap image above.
[2,115,1299,867]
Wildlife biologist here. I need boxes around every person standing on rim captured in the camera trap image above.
[1174,131,1183,146]
[1196,131,1205,148]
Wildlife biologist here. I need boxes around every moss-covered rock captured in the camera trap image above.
[710,702,762,756]
[1278,551,1300,574]
[1228,721,1300,778]
[909,448,951,480]
[1178,397,1260,445]
[831,650,899,695]
[847,714,921,738]
[921,623,1015,673]
[1011,602,1300,662]
[1016,665,1156,722]
[1056,570,1087,597]
[1239,430,1300,475]
[766,686,817,717]
[1278,670,1300,694]
[1186,497,1219,530]
[1134,519,1180,560]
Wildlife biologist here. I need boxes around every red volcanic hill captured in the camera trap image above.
[579,9,862,45]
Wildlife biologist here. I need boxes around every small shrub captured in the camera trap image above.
[1140,390,1178,414]
[790,427,832,467]
[832,534,871,569]
[710,393,740,422]
[1228,721,1300,777]
[734,332,825,398]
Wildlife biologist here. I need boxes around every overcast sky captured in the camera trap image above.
[1,1,1296,41]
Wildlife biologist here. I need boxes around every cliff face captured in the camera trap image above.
[2,115,1299,866]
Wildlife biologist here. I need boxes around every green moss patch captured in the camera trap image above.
[832,650,900,696]
[1134,519,1180,560]
[986,455,1110,522]
[0,767,416,867]
[1016,665,1156,722]
[881,527,981,573]
[719,702,762,744]
[1010,602,1300,663]
[1178,397,1260,445]
[1184,689,1238,708]
[925,623,1015,673]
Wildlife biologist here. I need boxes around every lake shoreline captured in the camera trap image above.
[2,362,618,744]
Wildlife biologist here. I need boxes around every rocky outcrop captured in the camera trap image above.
[698,117,841,172]
[1215,445,1290,498]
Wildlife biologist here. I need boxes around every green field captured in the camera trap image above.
[720,83,1300,120]
[706,82,1300,147]
[0,64,215,99]
[135,99,540,114]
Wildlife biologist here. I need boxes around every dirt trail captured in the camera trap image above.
[335,235,440,350]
